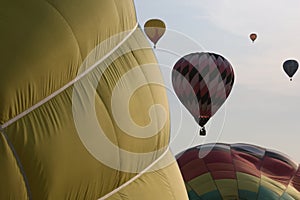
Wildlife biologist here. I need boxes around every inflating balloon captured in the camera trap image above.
[250,33,257,42]
[172,52,234,136]
[144,19,166,48]
[283,59,298,81]
[0,1,188,199]
[176,143,300,200]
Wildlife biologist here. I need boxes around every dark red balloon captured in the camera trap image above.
[250,33,257,42]
[172,52,234,135]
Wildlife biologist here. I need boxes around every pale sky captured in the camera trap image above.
[134,0,300,162]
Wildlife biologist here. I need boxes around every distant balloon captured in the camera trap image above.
[144,19,166,48]
[250,33,257,42]
[283,59,298,81]
[172,52,234,136]
[176,143,300,200]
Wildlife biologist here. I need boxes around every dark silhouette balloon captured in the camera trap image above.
[176,143,300,200]
[250,33,257,42]
[283,59,298,81]
[143,19,166,48]
[172,52,234,136]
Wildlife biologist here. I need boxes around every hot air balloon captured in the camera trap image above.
[250,33,257,42]
[0,1,188,199]
[172,52,234,136]
[176,143,300,200]
[144,19,166,48]
[283,59,299,81]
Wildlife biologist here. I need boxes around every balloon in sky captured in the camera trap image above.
[176,143,300,200]
[0,0,188,199]
[172,52,234,136]
[250,33,257,42]
[144,19,166,48]
[283,59,299,81]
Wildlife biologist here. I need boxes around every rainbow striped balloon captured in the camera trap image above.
[176,143,300,200]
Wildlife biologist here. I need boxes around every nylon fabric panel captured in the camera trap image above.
[180,159,208,182]
[0,0,82,123]
[188,173,218,196]
[280,192,297,200]
[200,190,222,200]
[238,190,257,200]
[44,0,137,59]
[236,172,260,193]
[257,186,280,199]
[232,150,262,178]
[94,49,169,153]
[282,186,300,199]
[0,132,29,199]
[5,86,120,199]
[187,190,203,200]
[291,167,300,192]
[259,175,286,197]
[214,179,239,199]
[105,161,188,200]
[261,156,296,186]
[0,0,136,124]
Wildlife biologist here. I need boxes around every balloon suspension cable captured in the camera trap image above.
[199,126,206,136]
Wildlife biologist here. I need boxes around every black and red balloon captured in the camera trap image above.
[172,52,234,136]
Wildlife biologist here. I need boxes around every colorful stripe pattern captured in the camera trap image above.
[172,52,234,127]
[176,143,300,200]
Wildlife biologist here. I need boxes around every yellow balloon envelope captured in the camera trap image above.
[0,1,187,199]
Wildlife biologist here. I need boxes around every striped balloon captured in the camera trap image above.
[172,52,234,135]
[176,143,300,200]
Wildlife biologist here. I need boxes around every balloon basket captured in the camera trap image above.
[199,127,206,136]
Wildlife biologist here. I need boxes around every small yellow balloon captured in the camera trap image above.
[144,19,166,48]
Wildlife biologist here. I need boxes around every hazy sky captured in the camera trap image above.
[134,0,300,162]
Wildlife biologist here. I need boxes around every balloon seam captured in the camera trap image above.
[43,0,84,60]
[278,165,299,199]
[0,129,32,200]
[230,144,241,199]
[97,147,170,200]
[0,22,138,130]
[256,151,266,200]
